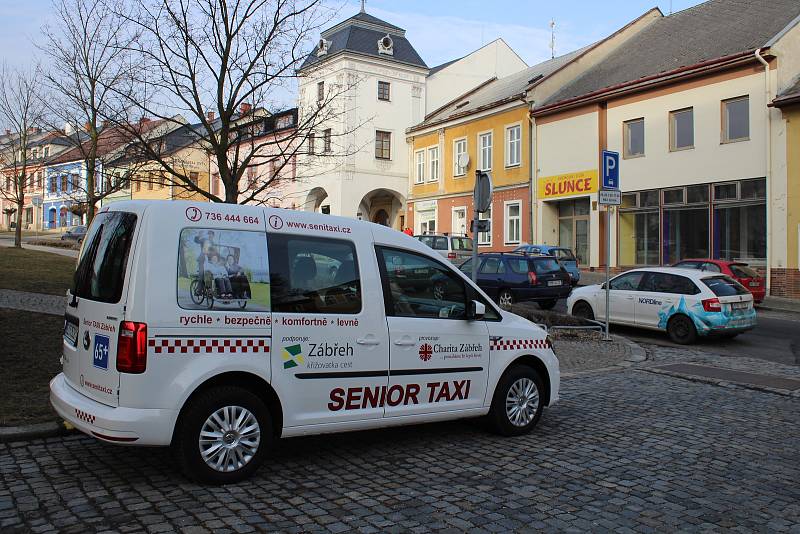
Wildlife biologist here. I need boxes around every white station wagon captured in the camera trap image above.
[51,201,560,484]
[567,267,756,344]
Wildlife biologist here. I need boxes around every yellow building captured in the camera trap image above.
[406,50,597,251]
[771,80,800,298]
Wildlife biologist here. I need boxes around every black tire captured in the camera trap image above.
[189,279,204,305]
[487,365,545,437]
[667,314,697,345]
[173,386,273,485]
[497,289,514,310]
[572,300,594,320]
[538,299,557,310]
[720,332,739,339]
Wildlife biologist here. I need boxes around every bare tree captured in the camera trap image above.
[40,0,145,225]
[0,64,46,247]
[109,0,362,204]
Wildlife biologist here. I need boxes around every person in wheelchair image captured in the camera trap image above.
[226,254,251,299]
[205,252,234,299]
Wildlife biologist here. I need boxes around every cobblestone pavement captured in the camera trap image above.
[2,362,799,533]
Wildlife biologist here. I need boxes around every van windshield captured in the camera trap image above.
[72,211,137,303]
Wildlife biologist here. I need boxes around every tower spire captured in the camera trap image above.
[360,0,366,13]
[549,19,556,59]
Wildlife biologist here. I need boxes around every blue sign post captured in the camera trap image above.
[602,150,620,190]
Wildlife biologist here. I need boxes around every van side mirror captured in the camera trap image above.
[468,300,485,320]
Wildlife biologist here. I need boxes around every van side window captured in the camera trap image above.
[72,211,137,303]
[177,228,271,312]
[376,247,467,319]
[269,235,361,314]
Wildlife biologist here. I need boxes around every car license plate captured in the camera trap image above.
[749,281,760,287]
[63,317,79,347]
[547,280,562,287]
[731,302,749,310]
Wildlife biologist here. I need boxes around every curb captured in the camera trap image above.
[0,420,74,443]
[616,335,647,364]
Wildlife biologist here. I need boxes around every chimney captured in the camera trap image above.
[84,122,91,132]
[206,111,215,121]
[239,103,252,115]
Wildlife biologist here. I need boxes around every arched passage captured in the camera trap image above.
[357,189,405,229]
[304,187,330,213]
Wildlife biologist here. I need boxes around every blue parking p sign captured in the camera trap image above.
[602,150,620,190]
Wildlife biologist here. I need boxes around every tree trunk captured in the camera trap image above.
[14,195,22,248]
[86,159,96,225]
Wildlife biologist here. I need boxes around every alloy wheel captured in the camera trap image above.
[505,378,539,427]
[198,405,261,473]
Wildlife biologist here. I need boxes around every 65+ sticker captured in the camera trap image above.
[93,334,110,370]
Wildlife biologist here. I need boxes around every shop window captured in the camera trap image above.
[454,138,467,176]
[619,211,659,266]
[686,185,708,204]
[414,150,425,184]
[713,204,766,261]
[377,247,466,320]
[621,193,637,209]
[505,124,521,167]
[428,146,439,182]
[558,200,574,217]
[375,130,391,160]
[623,118,645,158]
[417,208,436,234]
[504,201,521,245]
[670,107,694,151]
[640,190,659,208]
[740,178,765,200]
[663,188,684,205]
[723,96,749,143]
[479,132,492,171]
[478,207,491,246]
[574,198,590,216]
[714,183,737,201]
[662,207,708,264]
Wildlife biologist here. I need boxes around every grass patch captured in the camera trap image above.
[0,309,63,426]
[0,247,76,295]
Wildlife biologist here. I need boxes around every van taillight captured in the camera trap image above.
[447,252,457,259]
[702,298,722,312]
[117,321,147,373]
[528,271,538,285]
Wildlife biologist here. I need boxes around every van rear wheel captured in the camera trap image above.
[173,386,272,485]
[487,365,544,436]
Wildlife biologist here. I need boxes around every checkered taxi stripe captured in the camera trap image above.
[75,409,96,425]
[147,338,270,354]
[490,338,551,351]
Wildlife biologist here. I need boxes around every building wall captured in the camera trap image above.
[131,145,210,202]
[425,39,527,114]
[772,104,800,297]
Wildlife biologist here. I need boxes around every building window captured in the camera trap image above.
[479,132,492,171]
[416,204,436,234]
[670,108,694,151]
[189,172,199,184]
[36,172,42,189]
[43,146,49,157]
[623,118,645,158]
[662,188,684,205]
[378,81,390,101]
[135,180,141,192]
[504,201,521,245]
[505,125,521,167]
[714,182,737,201]
[619,211,660,265]
[414,150,425,184]
[323,128,332,153]
[317,81,324,102]
[478,206,491,246]
[60,175,67,192]
[375,130,391,160]
[723,96,749,143]
[427,146,439,182]
[454,138,467,176]
[307,132,315,154]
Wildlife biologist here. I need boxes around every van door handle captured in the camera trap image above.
[356,337,381,346]
[393,338,415,346]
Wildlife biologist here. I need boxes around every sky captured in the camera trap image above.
[0,0,705,106]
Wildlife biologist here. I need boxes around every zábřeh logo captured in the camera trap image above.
[282,344,305,369]
[418,343,433,362]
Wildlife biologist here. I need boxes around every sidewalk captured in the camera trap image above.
[0,289,66,315]
[0,239,78,258]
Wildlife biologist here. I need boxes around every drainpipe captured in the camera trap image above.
[755,48,772,293]
[528,102,536,245]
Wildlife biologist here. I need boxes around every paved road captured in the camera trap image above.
[1,364,798,533]
[550,299,800,366]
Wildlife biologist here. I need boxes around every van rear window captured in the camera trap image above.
[72,211,137,303]
[703,276,749,297]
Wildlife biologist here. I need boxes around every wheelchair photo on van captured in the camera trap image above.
[190,247,252,310]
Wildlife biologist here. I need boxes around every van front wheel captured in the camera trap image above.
[487,365,544,436]
[173,386,272,485]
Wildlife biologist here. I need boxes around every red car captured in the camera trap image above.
[672,259,766,303]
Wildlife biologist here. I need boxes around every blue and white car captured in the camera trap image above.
[567,267,756,344]
[513,244,580,285]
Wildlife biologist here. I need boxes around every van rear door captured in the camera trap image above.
[63,210,139,407]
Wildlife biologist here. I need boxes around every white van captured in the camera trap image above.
[51,201,559,484]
